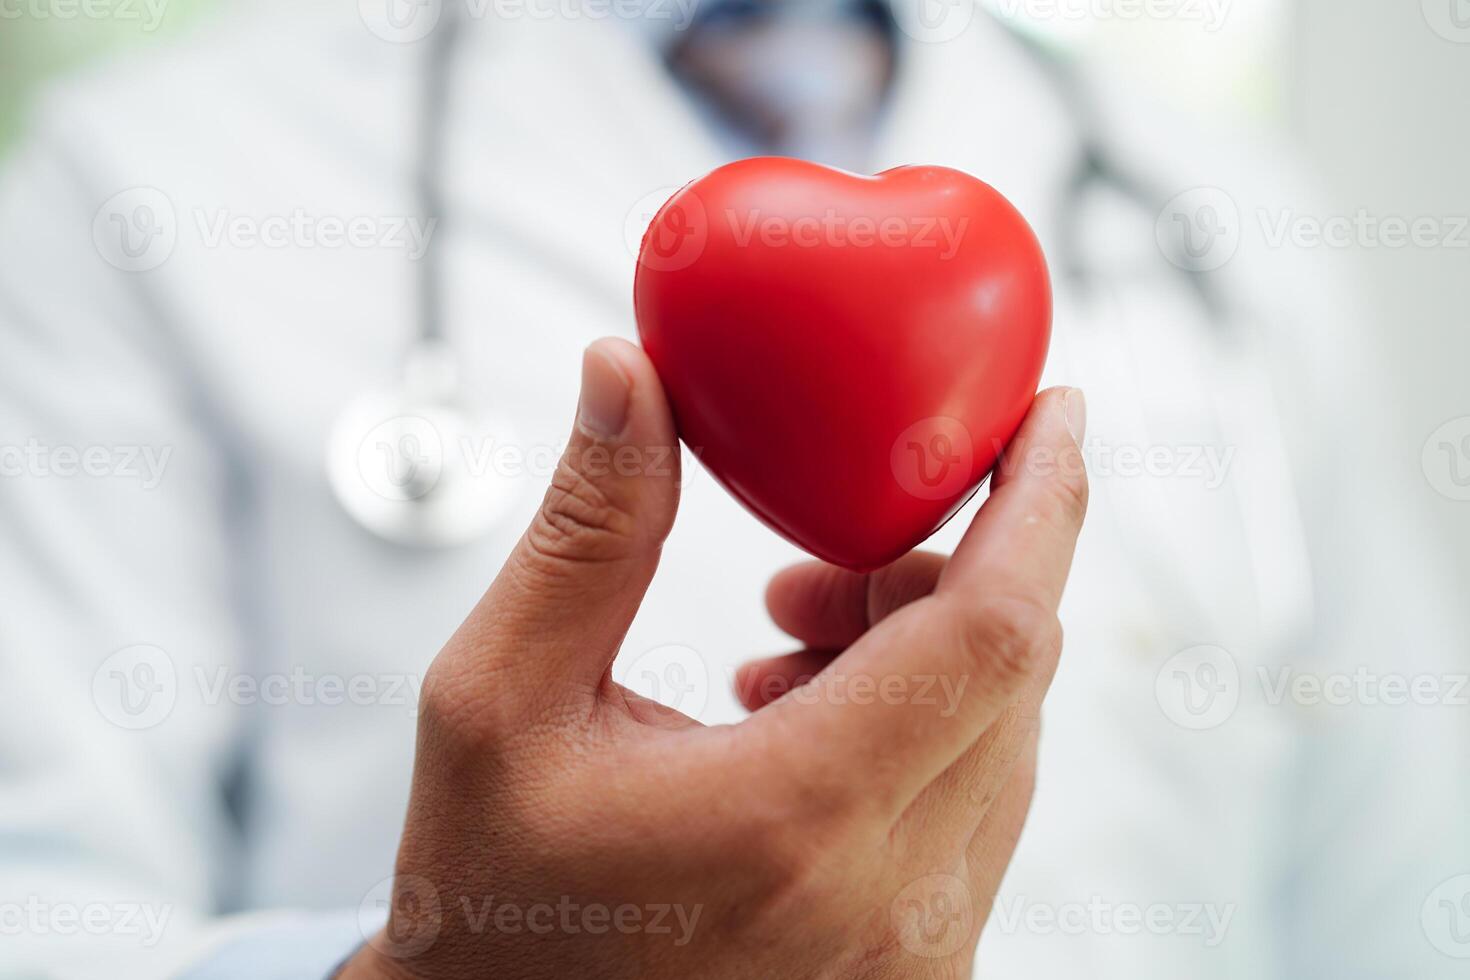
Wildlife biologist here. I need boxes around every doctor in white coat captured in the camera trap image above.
[0,0,1465,977]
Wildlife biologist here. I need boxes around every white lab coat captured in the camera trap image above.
[0,4,1465,978]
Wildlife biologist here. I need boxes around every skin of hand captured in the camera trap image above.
[339,338,1088,980]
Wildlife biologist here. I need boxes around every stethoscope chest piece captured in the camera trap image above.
[326,341,522,548]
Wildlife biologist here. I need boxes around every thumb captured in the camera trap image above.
[459,338,681,699]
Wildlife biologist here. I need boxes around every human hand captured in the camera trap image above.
[340,338,1087,980]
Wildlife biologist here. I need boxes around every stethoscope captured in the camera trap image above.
[324,4,1253,565]
[1001,26,1314,648]
[326,1,524,547]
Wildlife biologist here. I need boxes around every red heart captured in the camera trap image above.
[634,158,1051,571]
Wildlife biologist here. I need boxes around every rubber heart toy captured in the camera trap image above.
[634,157,1051,571]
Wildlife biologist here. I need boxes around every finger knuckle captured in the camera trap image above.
[743,809,810,871]
[422,634,584,725]
[416,659,501,751]
[736,805,858,914]
[731,736,874,870]
[524,459,637,568]
[955,595,1061,688]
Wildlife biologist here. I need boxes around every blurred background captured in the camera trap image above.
[4,0,1467,580]
[2,2,1468,976]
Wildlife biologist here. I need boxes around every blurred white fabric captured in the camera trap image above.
[0,3,1466,978]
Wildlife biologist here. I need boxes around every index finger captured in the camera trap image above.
[747,388,1087,819]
